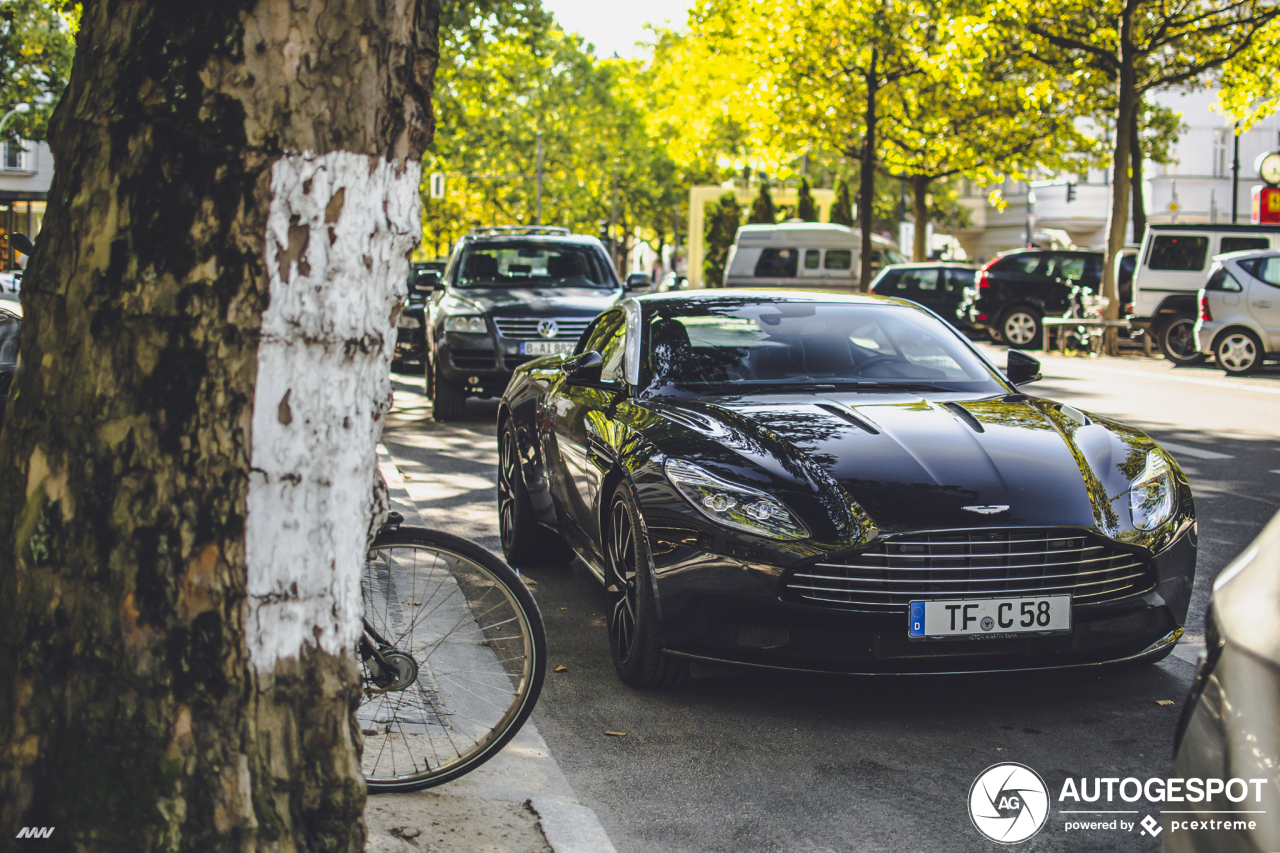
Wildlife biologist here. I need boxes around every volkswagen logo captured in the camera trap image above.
[968,763,1050,844]
[537,319,559,339]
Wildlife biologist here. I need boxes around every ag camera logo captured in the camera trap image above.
[969,763,1050,843]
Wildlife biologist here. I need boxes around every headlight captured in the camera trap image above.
[444,315,486,333]
[397,315,421,329]
[1130,449,1176,530]
[664,458,808,541]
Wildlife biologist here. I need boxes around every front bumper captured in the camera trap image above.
[649,524,1197,675]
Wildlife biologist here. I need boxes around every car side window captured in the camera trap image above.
[804,249,821,270]
[901,269,940,292]
[995,254,1043,275]
[825,249,853,270]
[754,249,799,278]
[874,270,902,292]
[1046,254,1086,282]
[1205,266,1243,292]
[1220,237,1270,255]
[1147,236,1209,271]
[1238,257,1280,288]
[948,269,975,290]
[598,320,628,383]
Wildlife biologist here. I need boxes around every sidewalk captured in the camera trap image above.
[366,446,617,853]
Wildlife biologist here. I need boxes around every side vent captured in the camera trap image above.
[814,403,880,434]
[942,402,985,433]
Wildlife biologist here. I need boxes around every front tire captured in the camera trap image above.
[498,420,573,568]
[1157,315,1204,365]
[999,307,1042,349]
[1216,329,1264,376]
[605,482,688,689]
[431,358,467,421]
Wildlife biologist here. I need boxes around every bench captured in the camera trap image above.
[1041,318,1131,352]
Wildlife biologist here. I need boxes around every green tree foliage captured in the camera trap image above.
[796,178,817,221]
[1219,17,1280,131]
[0,0,77,142]
[703,191,742,287]
[748,182,775,224]
[997,0,1280,327]
[830,178,854,226]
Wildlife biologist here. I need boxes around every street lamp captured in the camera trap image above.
[0,103,31,136]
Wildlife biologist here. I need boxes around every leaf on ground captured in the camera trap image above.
[554,665,568,672]
[1156,699,1175,706]
[604,731,627,737]
[402,600,421,606]
[523,577,538,585]
[362,729,378,736]
[560,607,567,611]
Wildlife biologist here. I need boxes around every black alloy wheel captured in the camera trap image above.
[1157,315,1204,366]
[497,422,573,567]
[605,483,688,688]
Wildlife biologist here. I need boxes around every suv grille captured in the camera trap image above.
[784,528,1153,614]
[493,317,593,341]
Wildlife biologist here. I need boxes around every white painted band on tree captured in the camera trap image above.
[245,151,421,671]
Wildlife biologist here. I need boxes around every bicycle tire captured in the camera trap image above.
[359,526,547,792]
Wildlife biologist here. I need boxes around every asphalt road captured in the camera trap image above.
[380,350,1280,853]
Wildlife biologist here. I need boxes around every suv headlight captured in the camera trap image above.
[444,315,486,333]
[1130,449,1176,530]
[664,459,809,541]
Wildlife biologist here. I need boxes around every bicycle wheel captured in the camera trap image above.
[358,526,546,792]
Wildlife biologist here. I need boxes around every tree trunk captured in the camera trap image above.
[859,49,879,292]
[0,1,437,850]
[1101,1,1139,354]
[911,174,931,262]
[1130,100,1146,247]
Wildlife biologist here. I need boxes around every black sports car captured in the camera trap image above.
[497,291,1196,686]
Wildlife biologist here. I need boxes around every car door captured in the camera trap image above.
[1242,255,1280,349]
[548,310,627,551]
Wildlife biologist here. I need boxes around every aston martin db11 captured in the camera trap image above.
[496,291,1196,687]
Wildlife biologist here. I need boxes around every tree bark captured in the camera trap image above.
[911,174,931,262]
[1101,0,1139,354]
[858,49,878,292]
[0,1,437,850]
[1130,100,1146,246]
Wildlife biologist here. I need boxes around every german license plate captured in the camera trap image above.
[520,341,576,356]
[907,595,1071,639]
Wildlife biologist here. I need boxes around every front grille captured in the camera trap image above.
[493,317,593,341]
[784,528,1153,614]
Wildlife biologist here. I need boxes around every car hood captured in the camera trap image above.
[448,286,621,317]
[638,392,1157,537]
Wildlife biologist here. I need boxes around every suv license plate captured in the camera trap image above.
[907,595,1071,639]
[521,341,576,356]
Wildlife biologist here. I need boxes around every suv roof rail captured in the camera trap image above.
[465,225,572,238]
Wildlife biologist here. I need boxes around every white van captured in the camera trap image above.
[1131,223,1280,363]
[721,223,906,291]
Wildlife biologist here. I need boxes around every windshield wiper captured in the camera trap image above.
[826,381,957,393]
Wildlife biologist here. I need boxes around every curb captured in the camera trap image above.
[374,444,618,853]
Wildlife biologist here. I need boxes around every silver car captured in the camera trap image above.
[1170,508,1280,852]
[1195,249,1280,375]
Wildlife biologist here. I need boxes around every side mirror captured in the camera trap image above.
[410,272,439,295]
[1007,349,1042,385]
[563,350,603,384]
[624,272,651,292]
[9,233,35,256]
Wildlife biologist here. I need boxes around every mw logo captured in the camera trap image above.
[15,827,54,839]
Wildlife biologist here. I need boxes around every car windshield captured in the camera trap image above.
[642,299,1005,395]
[456,242,615,289]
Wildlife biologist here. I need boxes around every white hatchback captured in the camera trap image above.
[1195,249,1280,375]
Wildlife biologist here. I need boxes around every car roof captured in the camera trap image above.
[881,262,978,271]
[634,288,906,306]
[1217,248,1280,262]
[461,233,602,247]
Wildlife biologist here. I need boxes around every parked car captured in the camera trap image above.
[0,303,20,423]
[964,249,1103,348]
[1171,508,1280,853]
[656,272,689,293]
[1195,249,1280,376]
[425,226,638,421]
[1130,223,1280,365]
[497,289,1196,687]
[869,262,978,333]
[722,222,906,291]
[393,260,444,371]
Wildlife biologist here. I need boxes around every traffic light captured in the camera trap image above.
[1065,182,1076,203]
